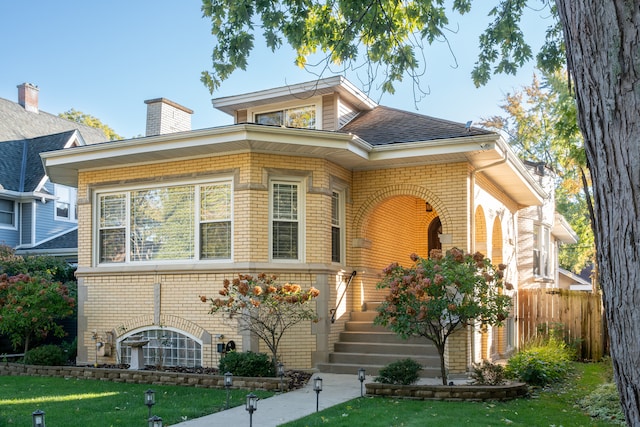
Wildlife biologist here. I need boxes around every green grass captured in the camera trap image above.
[282,362,621,427]
[0,376,274,426]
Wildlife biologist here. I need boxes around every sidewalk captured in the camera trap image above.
[172,373,467,427]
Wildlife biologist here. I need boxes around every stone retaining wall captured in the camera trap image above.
[365,382,528,401]
[0,363,281,391]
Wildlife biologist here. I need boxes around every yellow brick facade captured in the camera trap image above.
[75,148,521,373]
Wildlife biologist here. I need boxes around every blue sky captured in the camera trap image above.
[0,1,551,139]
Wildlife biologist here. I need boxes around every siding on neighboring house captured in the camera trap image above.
[20,201,33,246]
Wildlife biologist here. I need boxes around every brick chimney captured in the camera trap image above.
[144,98,193,136]
[17,83,39,113]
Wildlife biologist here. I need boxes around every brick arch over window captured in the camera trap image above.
[353,185,451,239]
[114,314,208,342]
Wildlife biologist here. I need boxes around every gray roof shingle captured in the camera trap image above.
[339,105,493,145]
[0,131,76,192]
[0,96,107,144]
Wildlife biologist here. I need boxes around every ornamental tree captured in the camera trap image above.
[201,273,319,371]
[0,273,75,354]
[374,249,511,385]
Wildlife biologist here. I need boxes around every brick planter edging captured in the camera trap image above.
[0,363,281,391]
[365,382,528,401]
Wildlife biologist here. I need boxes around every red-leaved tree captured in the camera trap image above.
[201,273,319,371]
[375,249,511,385]
[0,273,75,353]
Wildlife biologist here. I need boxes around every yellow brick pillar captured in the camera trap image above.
[444,327,469,374]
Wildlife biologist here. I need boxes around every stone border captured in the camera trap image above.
[365,382,528,401]
[0,363,281,391]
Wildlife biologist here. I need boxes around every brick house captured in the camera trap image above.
[0,83,107,263]
[43,76,569,375]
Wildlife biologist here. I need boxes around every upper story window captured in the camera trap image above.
[331,190,345,264]
[255,105,316,129]
[0,198,16,228]
[270,180,304,261]
[55,184,77,222]
[533,224,551,278]
[97,180,232,264]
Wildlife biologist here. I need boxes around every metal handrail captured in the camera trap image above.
[329,270,357,323]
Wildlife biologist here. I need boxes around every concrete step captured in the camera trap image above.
[350,311,379,322]
[344,321,389,333]
[329,351,439,366]
[316,362,442,378]
[338,331,430,345]
[334,341,439,357]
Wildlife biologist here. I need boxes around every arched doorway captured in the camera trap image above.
[428,216,442,256]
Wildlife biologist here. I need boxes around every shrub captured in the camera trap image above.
[374,358,422,385]
[24,344,68,366]
[60,338,77,362]
[218,351,275,377]
[579,382,625,425]
[505,338,573,386]
[470,360,506,385]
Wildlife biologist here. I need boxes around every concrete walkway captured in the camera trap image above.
[172,373,468,427]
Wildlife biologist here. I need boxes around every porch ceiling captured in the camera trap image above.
[42,124,544,206]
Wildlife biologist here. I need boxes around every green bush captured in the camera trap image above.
[24,344,68,366]
[218,351,275,377]
[470,360,506,385]
[505,338,573,386]
[579,382,625,425]
[60,338,77,362]
[374,358,422,385]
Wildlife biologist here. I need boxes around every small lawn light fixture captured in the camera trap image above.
[245,393,258,427]
[145,389,156,419]
[32,409,45,427]
[358,368,366,397]
[313,376,323,412]
[277,362,285,391]
[224,372,233,409]
[148,415,163,427]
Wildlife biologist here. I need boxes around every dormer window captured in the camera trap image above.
[255,105,316,129]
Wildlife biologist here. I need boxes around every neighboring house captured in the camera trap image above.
[517,161,579,290]
[0,83,107,262]
[44,76,565,375]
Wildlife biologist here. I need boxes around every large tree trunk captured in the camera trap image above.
[556,1,640,425]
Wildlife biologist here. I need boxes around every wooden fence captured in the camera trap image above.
[517,288,606,361]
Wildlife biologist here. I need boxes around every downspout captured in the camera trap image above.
[468,143,507,370]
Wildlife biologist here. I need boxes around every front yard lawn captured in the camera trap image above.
[0,375,273,426]
[282,362,623,427]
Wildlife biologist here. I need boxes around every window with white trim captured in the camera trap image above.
[97,180,232,264]
[533,224,551,278]
[119,328,202,368]
[331,190,345,264]
[0,198,16,228]
[270,180,303,260]
[255,105,316,129]
[55,184,77,221]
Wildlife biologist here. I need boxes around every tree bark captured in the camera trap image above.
[556,1,640,425]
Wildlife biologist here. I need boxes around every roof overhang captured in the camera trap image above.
[553,212,579,244]
[42,123,545,206]
[211,76,378,116]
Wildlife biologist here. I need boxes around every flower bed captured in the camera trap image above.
[365,382,528,401]
[0,363,287,391]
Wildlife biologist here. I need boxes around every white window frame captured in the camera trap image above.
[533,223,551,279]
[249,97,322,130]
[269,178,305,262]
[0,198,17,229]
[94,178,233,265]
[331,189,346,264]
[118,326,203,368]
[54,184,77,222]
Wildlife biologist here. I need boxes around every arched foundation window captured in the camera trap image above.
[119,328,202,367]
